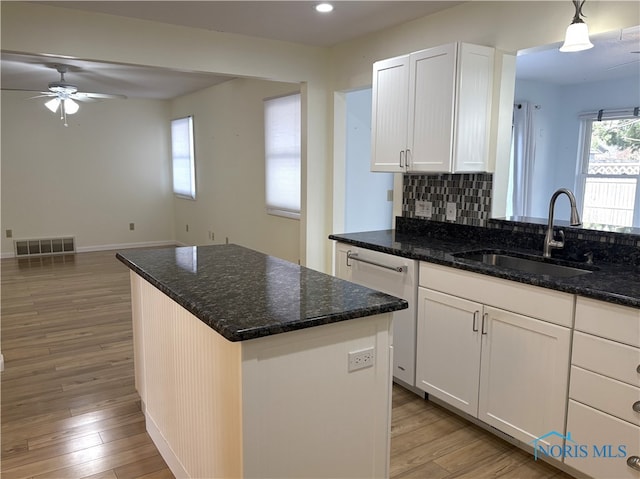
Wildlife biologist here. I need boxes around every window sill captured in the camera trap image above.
[267,208,300,220]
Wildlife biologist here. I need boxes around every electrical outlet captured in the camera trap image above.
[348,347,375,372]
[5,229,12,238]
[226,237,229,244]
[415,200,432,218]
[446,202,457,221]
[129,223,135,231]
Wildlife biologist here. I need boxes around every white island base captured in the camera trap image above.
[130,272,394,479]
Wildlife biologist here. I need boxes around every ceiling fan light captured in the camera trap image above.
[560,22,594,52]
[64,98,79,114]
[45,97,60,113]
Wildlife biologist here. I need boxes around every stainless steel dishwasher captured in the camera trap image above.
[335,243,418,387]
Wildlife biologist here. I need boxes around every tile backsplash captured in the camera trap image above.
[402,173,492,227]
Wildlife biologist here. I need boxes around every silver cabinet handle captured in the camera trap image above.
[627,456,640,471]
[399,150,404,168]
[633,401,640,413]
[481,312,488,335]
[405,148,411,168]
[472,311,479,332]
[346,252,406,273]
[637,364,640,374]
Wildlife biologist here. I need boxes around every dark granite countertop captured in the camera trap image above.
[116,244,408,342]
[329,229,640,309]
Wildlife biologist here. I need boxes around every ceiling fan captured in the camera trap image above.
[33,64,127,127]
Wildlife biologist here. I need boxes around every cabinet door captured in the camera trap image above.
[407,44,456,172]
[453,43,494,172]
[371,55,409,172]
[478,307,571,445]
[416,288,482,416]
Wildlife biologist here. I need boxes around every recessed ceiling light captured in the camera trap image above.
[315,3,334,13]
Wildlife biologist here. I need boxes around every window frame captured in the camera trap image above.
[575,109,640,228]
[171,115,197,200]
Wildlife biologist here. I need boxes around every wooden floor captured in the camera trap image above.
[1,250,574,479]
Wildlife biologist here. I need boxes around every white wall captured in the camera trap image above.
[344,89,393,233]
[515,75,639,219]
[171,78,301,264]
[1,1,330,271]
[328,1,639,227]
[2,1,638,268]
[1,91,174,255]
[329,2,640,91]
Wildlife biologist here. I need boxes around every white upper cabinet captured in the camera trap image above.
[371,55,410,172]
[371,43,494,173]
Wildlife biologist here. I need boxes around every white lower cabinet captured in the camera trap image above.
[416,262,572,446]
[415,289,481,415]
[565,298,640,479]
[477,306,571,444]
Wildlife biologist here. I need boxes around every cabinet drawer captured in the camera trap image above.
[419,262,574,327]
[565,400,640,479]
[570,366,640,426]
[572,332,640,387]
[575,297,640,348]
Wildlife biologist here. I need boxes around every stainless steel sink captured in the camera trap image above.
[452,251,595,278]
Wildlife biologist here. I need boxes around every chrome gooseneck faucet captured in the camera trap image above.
[543,188,582,258]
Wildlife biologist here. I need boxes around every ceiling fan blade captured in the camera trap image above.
[27,93,57,99]
[1,87,49,93]
[72,91,127,100]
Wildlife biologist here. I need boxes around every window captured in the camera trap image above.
[264,93,301,219]
[577,110,640,228]
[171,116,196,199]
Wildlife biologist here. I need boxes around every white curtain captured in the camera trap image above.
[264,93,301,218]
[510,102,536,217]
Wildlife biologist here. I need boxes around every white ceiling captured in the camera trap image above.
[1,2,638,101]
[36,1,462,47]
[1,1,463,100]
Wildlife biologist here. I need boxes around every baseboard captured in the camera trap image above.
[145,410,189,478]
[76,240,177,253]
[393,378,425,397]
[1,241,177,258]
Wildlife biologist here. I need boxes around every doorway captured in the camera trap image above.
[344,88,394,232]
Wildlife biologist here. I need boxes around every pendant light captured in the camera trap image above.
[559,0,594,52]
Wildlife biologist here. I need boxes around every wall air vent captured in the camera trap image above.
[14,237,75,257]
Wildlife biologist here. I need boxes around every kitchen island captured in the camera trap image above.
[116,244,407,479]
